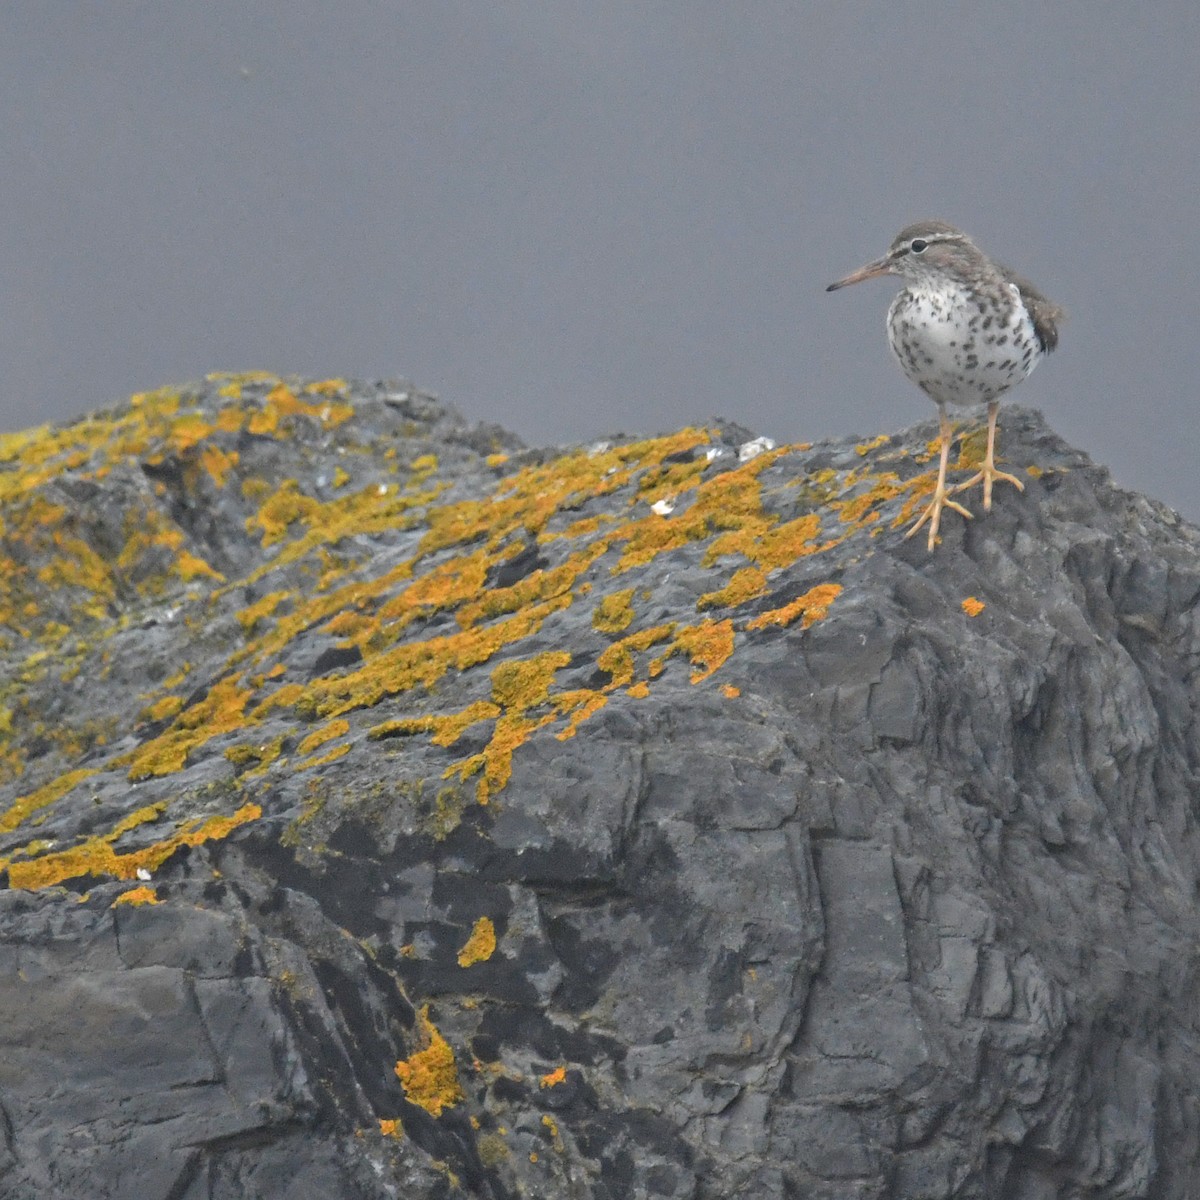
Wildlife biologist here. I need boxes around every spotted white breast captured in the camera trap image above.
[886,279,1042,408]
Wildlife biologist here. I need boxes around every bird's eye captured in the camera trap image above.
[910,238,928,253]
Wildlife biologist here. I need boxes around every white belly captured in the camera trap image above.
[886,282,1041,408]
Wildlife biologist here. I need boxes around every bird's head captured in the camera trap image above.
[826,221,982,291]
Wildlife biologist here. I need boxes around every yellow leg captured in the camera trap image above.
[952,400,1025,512]
[905,406,974,551]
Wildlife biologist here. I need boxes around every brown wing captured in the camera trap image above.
[1000,265,1065,354]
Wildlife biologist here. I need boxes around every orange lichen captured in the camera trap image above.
[298,742,351,770]
[378,552,488,622]
[368,699,501,749]
[112,885,160,907]
[445,658,562,802]
[237,591,290,634]
[305,378,351,396]
[199,444,238,484]
[303,599,570,719]
[225,736,285,776]
[296,719,350,757]
[835,475,904,525]
[539,1066,567,1088]
[394,1005,464,1117]
[246,480,324,547]
[141,694,185,723]
[0,767,99,834]
[748,583,843,631]
[248,682,305,719]
[5,802,261,891]
[248,382,354,435]
[456,558,590,629]
[243,481,441,582]
[597,623,676,688]
[378,1118,404,1138]
[721,684,741,698]
[856,433,890,456]
[176,550,224,582]
[697,567,768,611]
[670,619,736,683]
[119,675,256,780]
[962,596,986,617]
[168,413,213,453]
[555,691,608,741]
[705,512,825,569]
[490,652,570,711]
[457,917,497,967]
[0,381,926,869]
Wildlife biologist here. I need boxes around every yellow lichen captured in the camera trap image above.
[394,1005,464,1116]
[225,736,285,776]
[296,719,350,757]
[176,550,224,583]
[298,742,351,770]
[112,885,160,907]
[855,433,890,456]
[141,695,185,723]
[597,623,676,688]
[237,591,290,634]
[669,619,736,683]
[0,386,916,839]
[457,916,497,966]
[168,413,212,453]
[697,567,768,611]
[302,600,570,720]
[119,675,255,781]
[200,444,239,487]
[747,583,843,631]
[5,802,261,891]
[368,699,501,749]
[490,652,571,711]
[554,691,608,741]
[305,378,350,396]
[592,588,636,633]
[0,767,98,834]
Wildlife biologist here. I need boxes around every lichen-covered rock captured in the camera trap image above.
[1,374,1199,1197]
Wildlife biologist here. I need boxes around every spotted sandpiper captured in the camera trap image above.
[827,221,1063,549]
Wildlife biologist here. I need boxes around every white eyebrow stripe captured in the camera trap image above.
[893,232,968,255]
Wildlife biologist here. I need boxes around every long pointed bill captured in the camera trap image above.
[825,257,893,291]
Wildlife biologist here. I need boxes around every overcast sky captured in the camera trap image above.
[3,5,1199,516]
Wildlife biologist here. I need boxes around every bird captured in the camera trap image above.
[826,220,1063,550]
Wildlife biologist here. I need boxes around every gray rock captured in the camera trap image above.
[0,375,1198,1196]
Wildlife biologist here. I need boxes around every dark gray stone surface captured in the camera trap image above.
[1,375,1199,1197]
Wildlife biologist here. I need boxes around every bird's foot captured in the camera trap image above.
[952,462,1025,513]
[904,483,974,551]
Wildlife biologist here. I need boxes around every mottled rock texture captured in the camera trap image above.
[1,374,1199,1199]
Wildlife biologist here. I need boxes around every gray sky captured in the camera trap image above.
[4,4,1200,516]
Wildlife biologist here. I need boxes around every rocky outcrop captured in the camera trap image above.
[1,373,1199,1198]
